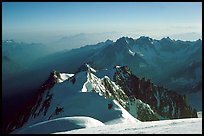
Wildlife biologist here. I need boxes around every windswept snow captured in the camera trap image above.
[14,116,105,134]
[54,118,202,134]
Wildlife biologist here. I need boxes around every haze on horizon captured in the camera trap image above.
[2,2,202,44]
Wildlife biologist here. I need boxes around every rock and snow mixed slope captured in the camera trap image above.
[85,37,202,111]
[9,65,141,134]
[7,65,199,134]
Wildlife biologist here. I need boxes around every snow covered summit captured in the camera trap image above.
[7,65,198,134]
[8,66,140,134]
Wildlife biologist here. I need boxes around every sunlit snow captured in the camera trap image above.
[54,118,202,134]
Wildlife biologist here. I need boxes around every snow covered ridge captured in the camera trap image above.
[7,66,140,134]
[7,65,198,134]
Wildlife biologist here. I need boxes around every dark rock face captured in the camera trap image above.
[113,66,198,119]
[5,71,58,134]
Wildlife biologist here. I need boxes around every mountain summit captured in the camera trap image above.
[7,65,197,134]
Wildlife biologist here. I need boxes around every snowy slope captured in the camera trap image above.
[8,65,200,134]
[54,118,202,134]
[10,66,140,134]
[13,116,105,134]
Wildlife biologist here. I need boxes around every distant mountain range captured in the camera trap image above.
[27,36,202,109]
[2,40,54,80]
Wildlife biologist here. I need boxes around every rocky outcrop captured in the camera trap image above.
[86,68,160,121]
[113,66,198,119]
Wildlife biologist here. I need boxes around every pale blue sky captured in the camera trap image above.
[2,2,202,42]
